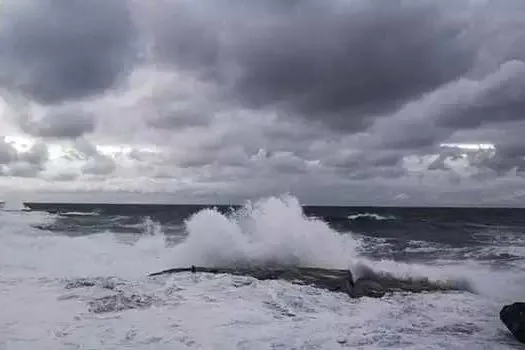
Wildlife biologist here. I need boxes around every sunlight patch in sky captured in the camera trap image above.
[440,143,495,151]
[4,135,162,161]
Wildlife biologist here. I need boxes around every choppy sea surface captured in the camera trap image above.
[1,195,525,349]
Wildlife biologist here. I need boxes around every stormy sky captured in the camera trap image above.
[0,0,525,206]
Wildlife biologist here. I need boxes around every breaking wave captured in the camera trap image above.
[60,211,100,217]
[160,195,524,300]
[169,195,359,269]
[348,213,396,221]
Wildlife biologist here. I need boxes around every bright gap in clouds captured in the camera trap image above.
[4,135,35,153]
[4,135,162,160]
[440,143,495,151]
[439,143,496,160]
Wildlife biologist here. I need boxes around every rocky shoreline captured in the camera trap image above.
[500,302,525,344]
[148,264,474,299]
[149,265,525,344]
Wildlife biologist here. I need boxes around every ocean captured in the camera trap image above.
[1,195,524,349]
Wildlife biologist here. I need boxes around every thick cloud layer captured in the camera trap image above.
[0,0,137,104]
[143,0,475,131]
[0,0,524,205]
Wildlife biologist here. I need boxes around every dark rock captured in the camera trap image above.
[500,302,525,344]
[148,265,473,299]
[349,279,386,298]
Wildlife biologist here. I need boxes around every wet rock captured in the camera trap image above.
[336,337,348,345]
[500,302,525,344]
[349,279,385,298]
[148,265,473,299]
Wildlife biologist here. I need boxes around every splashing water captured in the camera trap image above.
[168,195,360,269]
[141,216,164,236]
[159,195,525,301]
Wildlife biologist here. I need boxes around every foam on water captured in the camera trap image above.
[0,211,169,280]
[348,213,396,221]
[0,195,524,349]
[59,211,100,217]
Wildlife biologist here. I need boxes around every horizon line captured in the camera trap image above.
[20,201,525,210]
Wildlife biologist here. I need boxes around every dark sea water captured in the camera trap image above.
[30,201,525,265]
[2,195,525,349]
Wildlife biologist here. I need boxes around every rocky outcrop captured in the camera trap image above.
[500,302,525,344]
[148,265,473,299]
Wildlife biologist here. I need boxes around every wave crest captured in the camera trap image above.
[348,213,395,221]
[168,195,359,269]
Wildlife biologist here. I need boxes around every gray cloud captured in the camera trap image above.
[435,60,525,130]
[72,139,116,175]
[146,0,475,131]
[132,0,525,190]
[0,139,18,165]
[0,0,525,205]
[50,173,80,182]
[18,142,49,166]
[18,106,95,139]
[5,162,43,178]
[0,138,49,177]
[81,156,116,176]
[0,0,137,104]
[370,60,525,155]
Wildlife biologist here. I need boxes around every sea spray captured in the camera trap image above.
[168,195,360,269]
[164,195,524,300]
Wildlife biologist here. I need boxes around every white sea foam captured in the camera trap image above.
[60,211,100,217]
[0,211,169,279]
[0,196,523,349]
[141,216,165,236]
[348,212,396,220]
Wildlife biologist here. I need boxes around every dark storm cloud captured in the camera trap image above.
[435,60,525,130]
[321,149,406,181]
[470,143,525,176]
[1,0,519,137]
[147,109,211,129]
[1,0,525,204]
[0,0,137,104]
[148,0,475,131]
[422,122,525,178]
[19,106,95,139]
[140,0,525,185]
[371,59,525,157]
